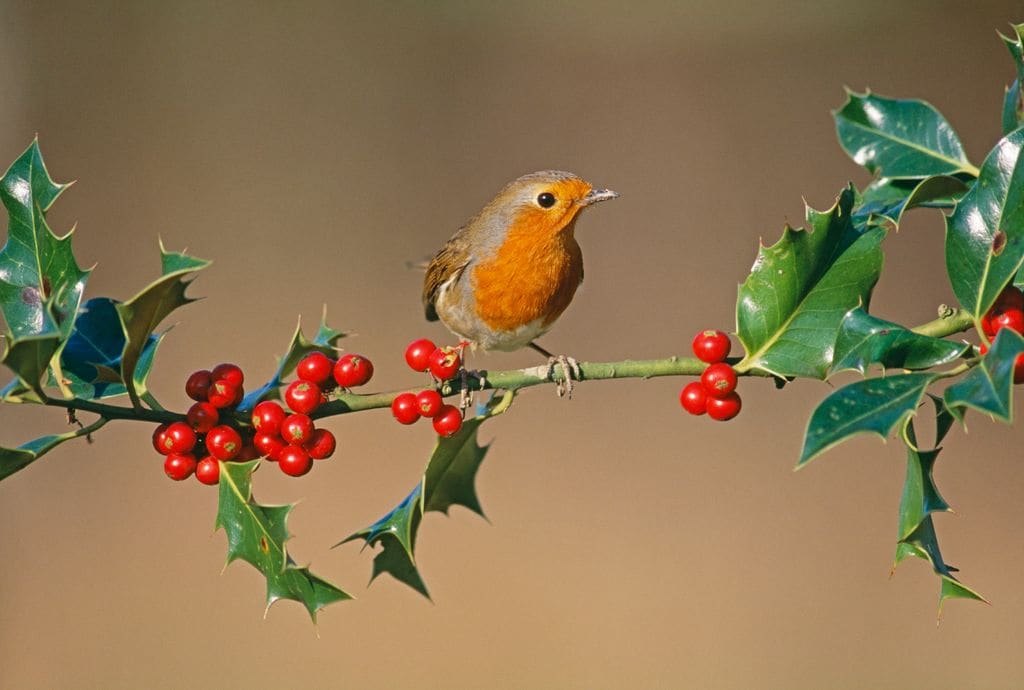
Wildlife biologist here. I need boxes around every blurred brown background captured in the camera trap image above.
[2,1,1024,688]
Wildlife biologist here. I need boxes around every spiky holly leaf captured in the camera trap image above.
[0,140,90,343]
[51,297,162,400]
[2,326,60,402]
[736,186,884,379]
[854,175,968,229]
[945,128,1024,322]
[240,310,346,412]
[1001,25,1024,134]
[340,391,512,598]
[0,416,107,482]
[216,460,351,621]
[943,328,1024,423]
[834,91,975,179]
[798,373,936,467]
[115,241,210,409]
[830,307,969,375]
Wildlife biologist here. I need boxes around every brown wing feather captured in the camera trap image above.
[422,234,472,322]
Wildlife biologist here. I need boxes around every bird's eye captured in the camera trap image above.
[537,192,556,208]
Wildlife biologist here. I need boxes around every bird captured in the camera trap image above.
[422,170,618,398]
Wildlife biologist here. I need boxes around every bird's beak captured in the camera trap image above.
[578,188,619,206]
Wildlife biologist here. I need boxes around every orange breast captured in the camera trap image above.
[471,216,583,333]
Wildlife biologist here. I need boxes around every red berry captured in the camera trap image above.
[195,457,220,485]
[206,425,243,461]
[1015,353,1024,385]
[405,338,437,372]
[186,401,219,433]
[391,392,420,425]
[706,392,742,421]
[207,379,239,409]
[679,382,707,415]
[185,370,213,402]
[416,389,444,418]
[305,428,336,460]
[152,423,171,455]
[279,445,313,477]
[164,452,197,481]
[284,380,322,414]
[162,421,196,454]
[211,362,244,388]
[296,351,335,385]
[992,309,1024,335]
[254,431,286,461]
[701,363,738,398]
[432,404,463,437]
[428,347,462,381]
[692,329,732,364]
[333,353,374,388]
[281,413,314,445]
[252,400,286,434]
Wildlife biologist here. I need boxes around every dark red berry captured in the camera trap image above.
[284,380,322,414]
[162,422,197,454]
[701,363,738,398]
[432,404,463,437]
[992,309,1024,335]
[281,413,314,445]
[391,392,420,425]
[206,425,242,461]
[252,400,286,435]
[207,379,239,409]
[211,362,244,388]
[405,338,437,372]
[1015,354,1024,385]
[333,354,374,388]
[428,347,462,381]
[164,452,197,481]
[195,457,219,485]
[297,351,335,385]
[152,423,171,455]
[186,401,219,433]
[416,390,444,418]
[305,428,336,460]
[236,443,260,461]
[279,445,313,477]
[706,392,742,421]
[254,431,286,461]
[185,370,213,402]
[993,286,1024,313]
[679,382,707,415]
[692,329,732,364]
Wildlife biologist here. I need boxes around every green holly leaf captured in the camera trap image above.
[340,391,512,598]
[834,91,976,179]
[115,241,210,408]
[216,460,351,621]
[0,140,90,343]
[830,307,969,375]
[51,298,162,400]
[0,417,108,482]
[1001,25,1024,134]
[736,186,884,379]
[895,516,988,617]
[943,328,1024,423]
[798,373,936,467]
[240,309,346,412]
[854,175,968,229]
[2,326,60,401]
[945,128,1024,322]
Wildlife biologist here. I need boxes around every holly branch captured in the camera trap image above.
[2,23,1024,624]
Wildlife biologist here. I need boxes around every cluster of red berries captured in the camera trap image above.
[679,330,742,421]
[153,362,257,485]
[389,338,464,437]
[979,285,1024,383]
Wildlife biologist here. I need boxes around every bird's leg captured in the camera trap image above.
[455,340,486,411]
[529,341,581,399]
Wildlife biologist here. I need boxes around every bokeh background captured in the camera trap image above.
[2,2,1024,688]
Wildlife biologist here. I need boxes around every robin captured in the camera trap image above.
[422,170,618,397]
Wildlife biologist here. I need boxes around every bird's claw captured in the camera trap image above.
[458,368,486,410]
[546,355,581,398]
